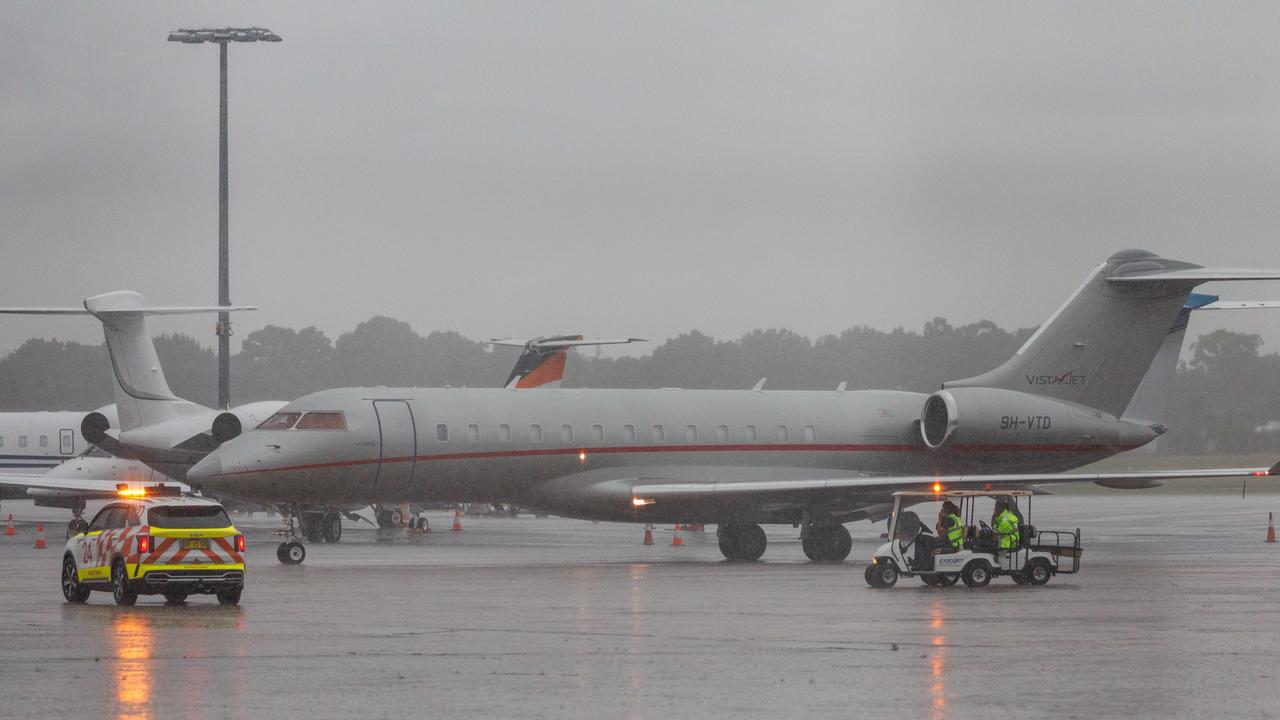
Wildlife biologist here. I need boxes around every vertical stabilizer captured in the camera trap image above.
[1122,293,1216,423]
[945,250,1280,417]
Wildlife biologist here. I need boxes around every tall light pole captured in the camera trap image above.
[168,27,281,410]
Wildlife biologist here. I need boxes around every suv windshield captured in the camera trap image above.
[148,506,232,529]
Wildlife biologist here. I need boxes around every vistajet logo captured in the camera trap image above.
[1025,370,1087,386]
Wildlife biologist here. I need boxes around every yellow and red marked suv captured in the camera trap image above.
[61,485,245,606]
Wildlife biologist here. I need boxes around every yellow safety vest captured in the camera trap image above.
[994,510,1020,549]
[945,513,964,548]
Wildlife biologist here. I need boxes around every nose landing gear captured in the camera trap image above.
[276,506,307,565]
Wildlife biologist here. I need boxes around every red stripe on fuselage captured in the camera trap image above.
[209,442,1139,479]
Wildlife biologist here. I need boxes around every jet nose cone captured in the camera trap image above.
[187,454,222,487]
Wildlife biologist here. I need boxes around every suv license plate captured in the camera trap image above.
[183,539,208,550]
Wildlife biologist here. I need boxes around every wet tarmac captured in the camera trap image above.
[1,493,1278,719]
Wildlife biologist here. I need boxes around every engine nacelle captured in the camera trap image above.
[920,387,1157,451]
[210,400,289,446]
[81,412,111,446]
[212,412,243,444]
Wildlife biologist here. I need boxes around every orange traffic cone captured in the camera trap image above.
[4,513,14,536]
[1267,512,1276,543]
[643,524,654,546]
[671,525,684,547]
[33,523,46,549]
[451,509,464,532]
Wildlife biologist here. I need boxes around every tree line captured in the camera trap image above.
[0,317,1274,454]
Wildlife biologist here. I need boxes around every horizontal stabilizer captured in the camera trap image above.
[1196,300,1280,310]
[490,336,646,350]
[1109,268,1280,283]
[0,305,257,316]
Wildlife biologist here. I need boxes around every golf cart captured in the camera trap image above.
[864,490,1081,589]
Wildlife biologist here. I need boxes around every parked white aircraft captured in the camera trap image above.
[0,292,287,481]
[188,250,1280,564]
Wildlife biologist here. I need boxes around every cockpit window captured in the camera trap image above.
[257,412,302,430]
[296,412,347,430]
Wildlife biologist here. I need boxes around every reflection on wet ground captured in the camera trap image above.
[1,493,1278,719]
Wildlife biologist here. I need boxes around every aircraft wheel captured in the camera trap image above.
[718,523,766,561]
[217,588,242,606]
[1026,559,1052,586]
[278,541,306,565]
[718,526,740,558]
[62,556,90,603]
[111,560,138,606]
[803,524,853,562]
[389,507,404,527]
[736,524,767,560]
[961,562,991,588]
[322,512,342,543]
[302,514,323,543]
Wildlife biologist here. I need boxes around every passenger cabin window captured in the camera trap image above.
[436,424,449,442]
[561,424,573,443]
[716,425,729,442]
[0,435,5,447]
[296,412,347,430]
[777,426,789,442]
[530,424,543,442]
[467,424,481,442]
[257,412,301,430]
[18,436,27,448]
[804,425,817,443]
[685,425,698,442]
[623,424,636,442]
[746,425,757,442]
[39,435,47,448]
[499,424,511,442]
[653,425,665,442]
[591,424,604,442]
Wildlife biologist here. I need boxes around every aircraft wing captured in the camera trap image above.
[0,474,168,499]
[628,462,1277,506]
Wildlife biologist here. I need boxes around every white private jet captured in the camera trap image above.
[188,250,1280,565]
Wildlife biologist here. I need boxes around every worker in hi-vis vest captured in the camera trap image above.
[937,501,964,549]
[992,498,1021,550]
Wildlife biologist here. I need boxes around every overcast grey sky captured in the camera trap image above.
[2,2,1279,358]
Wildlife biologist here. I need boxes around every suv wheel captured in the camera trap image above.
[62,556,90,603]
[111,560,138,606]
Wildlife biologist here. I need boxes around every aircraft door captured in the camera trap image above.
[373,400,416,492]
[59,429,74,455]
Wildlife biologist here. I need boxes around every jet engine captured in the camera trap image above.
[919,387,1158,451]
[209,400,290,446]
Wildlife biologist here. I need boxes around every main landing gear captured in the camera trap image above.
[302,510,343,544]
[801,522,853,562]
[718,523,768,561]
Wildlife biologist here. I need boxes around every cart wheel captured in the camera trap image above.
[921,574,939,586]
[1011,571,1030,585]
[871,562,898,589]
[937,573,959,587]
[864,563,880,587]
[1026,559,1052,586]
[961,562,991,588]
